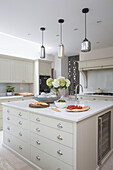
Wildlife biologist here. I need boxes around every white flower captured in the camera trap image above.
[57,76,65,80]
[52,79,60,88]
[65,79,71,87]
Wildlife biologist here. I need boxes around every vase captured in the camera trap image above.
[51,88,60,96]
[58,88,68,98]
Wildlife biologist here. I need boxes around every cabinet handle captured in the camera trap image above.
[57,135,63,140]
[36,117,40,122]
[57,123,63,129]
[19,121,22,125]
[36,128,40,132]
[57,150,63,155]
[7,127,10,130]
[19,146,23,150]
[93,98,96,100]
[7,109,10,113]
[105,99,108,101]
[36,140,41,145]
[7,138,10,143]
[36,155,41,161]
[19,112,22,116]
[7,117,10,120]
[19,132,22,136]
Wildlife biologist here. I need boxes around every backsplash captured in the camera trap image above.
[0,83,32,94]
[87,69,113,92]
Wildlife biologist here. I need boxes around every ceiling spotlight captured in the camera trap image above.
[40,27,46,58]
[58,19,64,58]
[97,20,102,24]
[74,28,78,31]
[81,8,91,52]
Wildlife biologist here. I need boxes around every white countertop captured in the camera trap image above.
[77,93,113,98]
[2,99,113,122]
[0,95,23,100]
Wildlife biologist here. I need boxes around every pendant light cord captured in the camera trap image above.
[42,30,43,46]
[60,23,62,45]
[85,13,87,38]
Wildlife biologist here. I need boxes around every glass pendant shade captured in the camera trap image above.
[40,27,45,58]
[58,44,64,58]
[81,38,91,52]
[58,19,64,58]
[40,45,45,58]
[81,8,91,52]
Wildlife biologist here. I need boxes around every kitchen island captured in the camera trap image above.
[2,99,113,170]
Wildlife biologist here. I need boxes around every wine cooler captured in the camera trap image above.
[98,111,111,165]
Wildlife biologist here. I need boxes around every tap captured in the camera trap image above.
[75,84,83,101]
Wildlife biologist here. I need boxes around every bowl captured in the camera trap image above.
[54,101,68,108]
[34,96,60,103]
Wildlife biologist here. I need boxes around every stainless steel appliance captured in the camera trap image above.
[98,111,111,165]
[39,75,50,94]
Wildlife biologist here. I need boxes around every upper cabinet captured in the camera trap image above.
[78,57,113,71]
[39,60,51,76]
[0,56,34,83]
[0,58,11,82]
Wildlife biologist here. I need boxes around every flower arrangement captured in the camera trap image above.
[46,76,71,96]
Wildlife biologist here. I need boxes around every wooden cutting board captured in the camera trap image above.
[15,93,34,97]
[66,106,90,112]
[29,103,49,108]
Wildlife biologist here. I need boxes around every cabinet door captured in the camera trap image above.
[0,58,11,82]
[25,62,34,83]
[39,61,51,76]
[11,60,25,83]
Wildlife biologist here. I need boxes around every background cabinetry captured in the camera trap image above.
[39,60,51,76]
[0,58,11,82]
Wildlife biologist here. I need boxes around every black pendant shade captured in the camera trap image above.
[81,8,91,52]
[40,27,46,58]
[58,19,64,58]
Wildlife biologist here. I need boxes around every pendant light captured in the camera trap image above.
[81,8,91,52]
[58,19,64,58]
[40,27,46,58]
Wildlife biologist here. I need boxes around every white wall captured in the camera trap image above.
[80,46,113,92]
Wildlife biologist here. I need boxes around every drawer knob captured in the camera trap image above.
[19,121,22,125]
[57,150,63,155]
[7,109,10,113]
[7,117,10,120]
[57,135,63,140]
[7,127,10,130]
[7,138,10,143]
[19,132,22,136]
[19,146,23,150]
[57,123,63,128]
[19,112,22,116]
[36,155,41,161]
[36,140,41,145]
[36,128,40,132]
[36,117,40,122]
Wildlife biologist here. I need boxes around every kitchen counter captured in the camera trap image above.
[2,99,113,122]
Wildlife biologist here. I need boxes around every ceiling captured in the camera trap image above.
[0,0,113,56]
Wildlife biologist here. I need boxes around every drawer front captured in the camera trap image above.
[4,132,29,158]
[0,110,2,118]
[3,106,28,119]
[4,121,28,142]
[31,122,72,148]
[31,146,72,170]
[4,113,28,130]
[31,133,73,165]
[30,113,73,134]
[0,118,3,129]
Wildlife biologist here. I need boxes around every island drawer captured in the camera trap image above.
[4,113,28,130]
[3,106,28,119]
[31,133,73,165]
[31,145,73,170]
[30,122,73,148]
[4,132,29,159]
[30,113,73,134]
[4,121,28,142]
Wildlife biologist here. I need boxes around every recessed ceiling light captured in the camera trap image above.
[74,28,78,31]
[97,20,102,24]
[56,34,59,37]
[27,33,31,36]
[96,41,100,44]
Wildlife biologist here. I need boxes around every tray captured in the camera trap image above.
[66,106,90,112]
